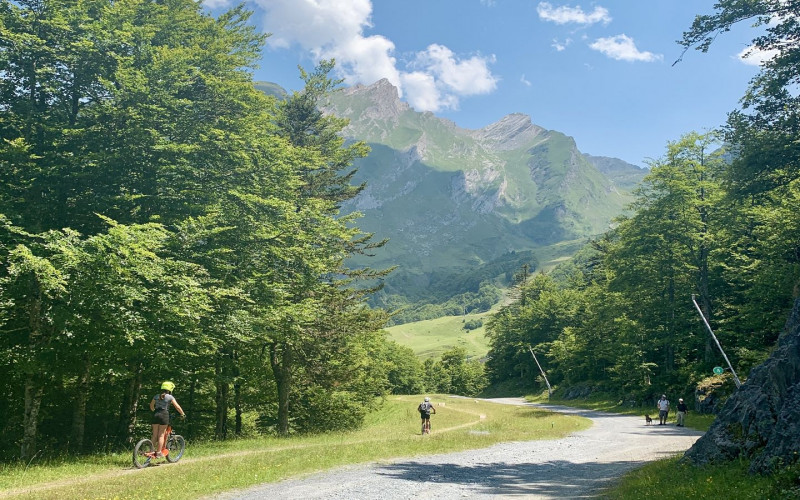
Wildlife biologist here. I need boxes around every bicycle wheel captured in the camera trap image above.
[165,434,185,463]
[133,439,155,469]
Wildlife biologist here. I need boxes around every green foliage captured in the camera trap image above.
[379,341,424,395]
[423,347,487,397]
[462,318,483,331]
[0,0,393,459]
[485,131,799,403]
[289,387,372,434]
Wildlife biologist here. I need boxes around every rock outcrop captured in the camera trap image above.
[683,297,800,473]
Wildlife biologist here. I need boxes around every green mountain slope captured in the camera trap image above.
[254,79,645,321]
[319,80,644,313]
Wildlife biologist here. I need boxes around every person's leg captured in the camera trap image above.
[154,424,168,455]
[151,424,160,446]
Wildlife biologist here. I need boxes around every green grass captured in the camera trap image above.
[533,238,589,272]
[0,395,590,500]
[601,456,800,499]
[386,312,492,359]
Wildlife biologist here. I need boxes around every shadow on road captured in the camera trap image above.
[376,458,650,498]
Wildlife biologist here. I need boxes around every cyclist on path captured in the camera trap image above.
[150,381,186,458]
[418,396,436,434]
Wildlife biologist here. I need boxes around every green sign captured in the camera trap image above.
[713,366,724,375]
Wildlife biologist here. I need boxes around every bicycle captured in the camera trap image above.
[133,415,186,469]
[421,415,432,435]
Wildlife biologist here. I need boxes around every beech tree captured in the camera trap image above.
[0,0,394,458]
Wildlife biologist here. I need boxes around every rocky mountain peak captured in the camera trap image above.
[340,79,409,121]
[473,113,545,150]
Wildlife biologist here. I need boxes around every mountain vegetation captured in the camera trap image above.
[319,80,646,323]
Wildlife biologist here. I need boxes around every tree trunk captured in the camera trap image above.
[269,342,292,436]
[234,353,242,436]
[117,362,143,446]
[187,375,197,440]
[215,355,229,440]
[70,352,92,453]
[21,376,43,461]
[21,280,45,461]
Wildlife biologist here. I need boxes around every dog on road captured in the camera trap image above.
[645,414,653,425]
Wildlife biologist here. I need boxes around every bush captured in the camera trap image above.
[291,387,370,433]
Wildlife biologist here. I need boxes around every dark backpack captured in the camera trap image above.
[418,402,430,414]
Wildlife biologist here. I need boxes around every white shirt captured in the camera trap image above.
[658,399,669,411]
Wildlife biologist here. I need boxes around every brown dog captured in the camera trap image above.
[645,414,653,425]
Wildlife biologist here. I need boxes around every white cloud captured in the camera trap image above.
[737,45,780,67]
[413,44,498,97]
[253,0,498,112]
[520,74,532,87]
[323,35,403,90]
[552,37,572,52]
[201,0,233,9]
[537,2,611,26]
[400,72,454,111]
[589,35,662,62]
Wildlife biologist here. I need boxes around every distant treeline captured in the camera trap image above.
[375,251,538,325]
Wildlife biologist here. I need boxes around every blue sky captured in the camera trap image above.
[204,1,768,166]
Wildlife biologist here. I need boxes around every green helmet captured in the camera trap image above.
[161,381,175,392]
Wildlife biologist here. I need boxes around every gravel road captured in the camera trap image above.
[212,398,704,499]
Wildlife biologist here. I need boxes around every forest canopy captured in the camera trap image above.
[0,0,410,460]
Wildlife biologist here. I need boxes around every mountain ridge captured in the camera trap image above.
[261,79,647,320]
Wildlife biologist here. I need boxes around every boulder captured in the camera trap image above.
[683,297,800,473]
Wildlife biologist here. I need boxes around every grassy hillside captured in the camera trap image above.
[386,311,492,359]
[384,240,586,358]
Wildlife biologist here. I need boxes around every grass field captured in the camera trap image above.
[533,238,587,272]
[386,312,492,359]
[601,456,800,499]
[0,396,590,500]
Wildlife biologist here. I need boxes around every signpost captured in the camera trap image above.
[713,366,724,375]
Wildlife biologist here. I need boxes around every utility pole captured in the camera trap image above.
[528,345,552,399]
[691,295,742,389]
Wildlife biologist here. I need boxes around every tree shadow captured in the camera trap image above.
[376,458,651,497]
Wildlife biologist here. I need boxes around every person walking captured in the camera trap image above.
[657,394,670,425]
[676,398,688,427]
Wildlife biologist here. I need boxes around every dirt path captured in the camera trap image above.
[211,398,704,499]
